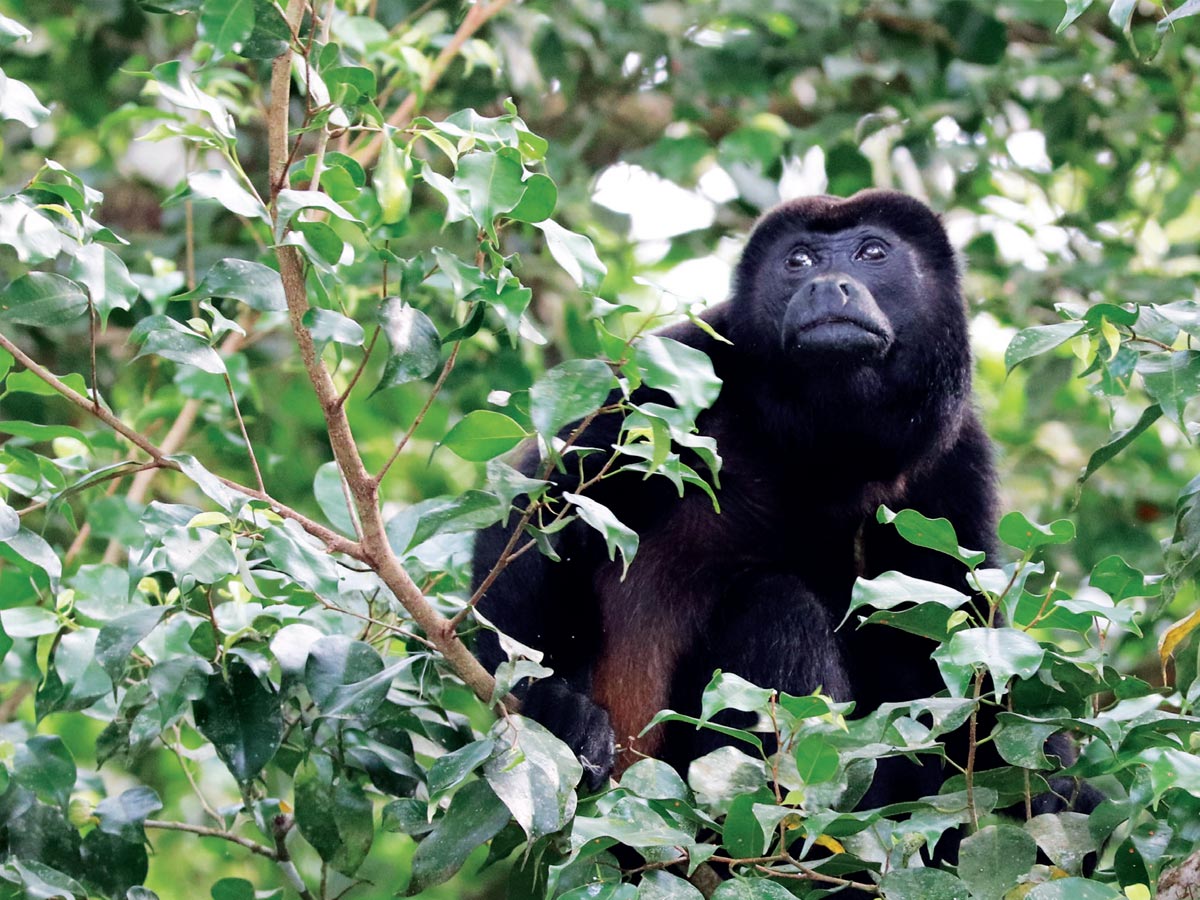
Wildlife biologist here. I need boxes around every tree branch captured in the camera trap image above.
[0,329,358,559]
[268,0,503,708]
[144,819,276,860]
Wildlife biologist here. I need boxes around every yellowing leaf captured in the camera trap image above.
[813,834,845,854]
[1159,607,1200,683]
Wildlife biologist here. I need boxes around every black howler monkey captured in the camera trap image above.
[472,189,999,802]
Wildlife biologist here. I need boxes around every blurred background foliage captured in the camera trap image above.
[1,0,1200,896]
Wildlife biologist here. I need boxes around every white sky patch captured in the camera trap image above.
[970,311,1016,361]
[593,163,716,241]
[1007,130,1052,173]
[698,165,739,204]
[778,147,827,200]
[656,254,734,306]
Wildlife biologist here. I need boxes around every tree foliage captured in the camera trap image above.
[0,1,1199,898]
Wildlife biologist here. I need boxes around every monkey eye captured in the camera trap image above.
[784,247,816,270]
[854,239,888,262]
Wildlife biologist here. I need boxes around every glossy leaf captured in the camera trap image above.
[370,298,441,395]
[0,273,88,326]
[442,410,529,461]
[192,660,283,784]
[528,358,617,438]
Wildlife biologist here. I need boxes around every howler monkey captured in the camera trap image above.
[472,190,998,801]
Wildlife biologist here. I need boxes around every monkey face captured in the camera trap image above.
[728,191,968,387]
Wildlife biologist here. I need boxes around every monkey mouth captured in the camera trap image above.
[795,315,889,339]
[784,315,893,362]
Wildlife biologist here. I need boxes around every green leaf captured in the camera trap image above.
[95,606,168,682]
[274,189,362,241]
[699,671,773,723]
[303,635,391,718]
[1108,0,1138,30]
[933,627,1044,700]
[619,759,691,801]
[188,169,268,221]
[210,879,255,900]
[0,273,88,326]
[453,149,527,240]
[0,496,17,541]
[130,315,225,374]
[376,131,414,224]
[1004,321,1083,372]
[442,410,529,462]
[67,244,138,326]
[878,868,970,899]
[199,0,255,55]
[182,258,287,312]
[428,739,496,797]
[1056,0,1095,32]
[15,735,76,809]
[957,824,1037,899]
[508,173,558,224]
[160,526,239,585]
[1139,351,1200,426]
[90,812,142,879]
[382,798,435,835]
[710,879,795,900]
[192,659,283,784]
[631,335,722,419]
[389,490,506,553]
[1079,404,1162,486]
[313,461,355,534]
[0,605,60,637]
[877,506,986,568]
[563,492,638,576]
[0,70,50,127]
[149,60,236,139]
[570,795,695,851]
[529,358,617,438]
[94,786,163,843]
[997,511,1075,553]
[842,570,971,628]
[1026,880,1123,899]
[638,871,704,900]
[239,0,289,57]
[407,780,511,895]
[1159,0,1200,28]
[294,755,375,876]
[485,715,582,841]
[536,219,607,291]
[9,859,87,900]
[1,528,62,590]
[370,298,441,395]
[1025,812,1096,875]
[793,734,839,784]
[304,308,365,346]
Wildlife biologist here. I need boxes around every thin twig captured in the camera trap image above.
[375,339,462,484]
[225,372,266,494]
[336,326,381,407]
[144,819,276,860]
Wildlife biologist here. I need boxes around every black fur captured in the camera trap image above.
[472,190,999,801]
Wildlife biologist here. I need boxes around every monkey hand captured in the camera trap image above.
[521,677,615,792]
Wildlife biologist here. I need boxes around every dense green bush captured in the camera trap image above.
[1,1,1200,898]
